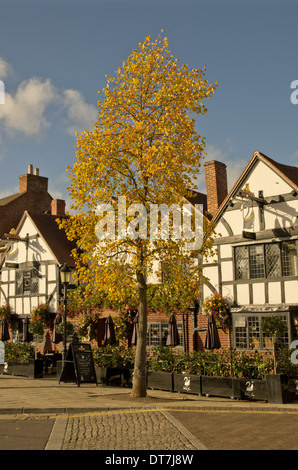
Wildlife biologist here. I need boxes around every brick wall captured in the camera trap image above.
[204,160,228,217]
[0,167,53,237]
[51,199,66,216]
[196,313,231,350]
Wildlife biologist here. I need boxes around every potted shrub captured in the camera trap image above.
[235,350,271,401]
[199,350,241,399]
[28,315,45,360]
[172,352,202,395]
[55,321,74,338]
[0,342,42,378]
[92,345,134,385]
[147,347,175,392]
[261,316,293,404]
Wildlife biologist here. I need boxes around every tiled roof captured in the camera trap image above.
[0,192,24,206]
[185,190,207,214]
[26,211,77,266]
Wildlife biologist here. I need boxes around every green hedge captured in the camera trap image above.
[92,345,135,369]
[92,345,298,379]
[4,342,35,363]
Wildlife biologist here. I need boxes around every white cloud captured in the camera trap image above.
[62,89,97,136]
[0,57,12,80]
[0,77,57,136]
[0,55,97,139]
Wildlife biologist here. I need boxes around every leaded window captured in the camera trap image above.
[281,241,297,276]
[16,269,39,295]
[235,246,249,280]
[249,245,265,279]
[265,243,281,277]
[235,241,297,280]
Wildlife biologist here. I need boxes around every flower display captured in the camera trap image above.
[203,292,232,332]
[76,311,102,340]
[28,303,50,336]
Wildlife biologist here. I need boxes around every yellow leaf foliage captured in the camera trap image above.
[60,32,217,306]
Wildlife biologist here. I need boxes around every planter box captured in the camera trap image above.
[105,367,132,386]
[173,373,202,396]
[146,370,173,392]
[201,376,241,399]
[95,366,107,384]
[239,378,267,401]
[266,374,297,404]
[0,359,43,378]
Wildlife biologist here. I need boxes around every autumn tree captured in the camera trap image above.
[60,33,217,397]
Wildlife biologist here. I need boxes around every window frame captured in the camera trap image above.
[15,268,39,296]
[233,312,290,350]
[147,320,184,348]
[234,240,298,281]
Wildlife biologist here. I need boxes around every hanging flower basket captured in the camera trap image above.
[203,292,232,332]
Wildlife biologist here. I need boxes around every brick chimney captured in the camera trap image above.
[51,199,66,216]
[19,165,48,194]
[204,160,228,217]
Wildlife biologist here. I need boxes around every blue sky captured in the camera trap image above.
[0,0,298,210]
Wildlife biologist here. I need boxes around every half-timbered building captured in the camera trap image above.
[201,151,298,351]
[0,203,76,341]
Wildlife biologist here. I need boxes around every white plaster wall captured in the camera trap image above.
[203,265,219,289]
[252,283,265,305]
[220,244,233,259]
[221,284,234,303]
[48,295,57,312]
[268,282,282,304]
[245,160,292,197]
[215,220,230,238]
[40,265,47,293]
[18,216,55,263]
[236,284,250,305]
[221,260,233,282]
[15,298,23,313]
[264,200,298,230]
[203,283,215,299]
[30,297,39,310]
[284,280,298,303]
[223,206,259,235]
[47,265,57,282]
[23,297,30,315]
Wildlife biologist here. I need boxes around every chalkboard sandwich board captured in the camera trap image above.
[59,342,98,387]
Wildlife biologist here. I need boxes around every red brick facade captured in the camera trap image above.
[0,166,53,238]
[204,160,228,217]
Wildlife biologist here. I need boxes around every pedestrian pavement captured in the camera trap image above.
[1,374,298,451]
[1,374,298,415]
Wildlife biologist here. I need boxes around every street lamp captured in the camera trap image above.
[59,263,71,364]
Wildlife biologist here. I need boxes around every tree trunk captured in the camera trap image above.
[131,270,148,397]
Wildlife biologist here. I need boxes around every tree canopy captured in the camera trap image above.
[59,32,218,396]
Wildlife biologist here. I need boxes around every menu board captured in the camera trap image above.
[58,342,97,387]
[73,343,97,385]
